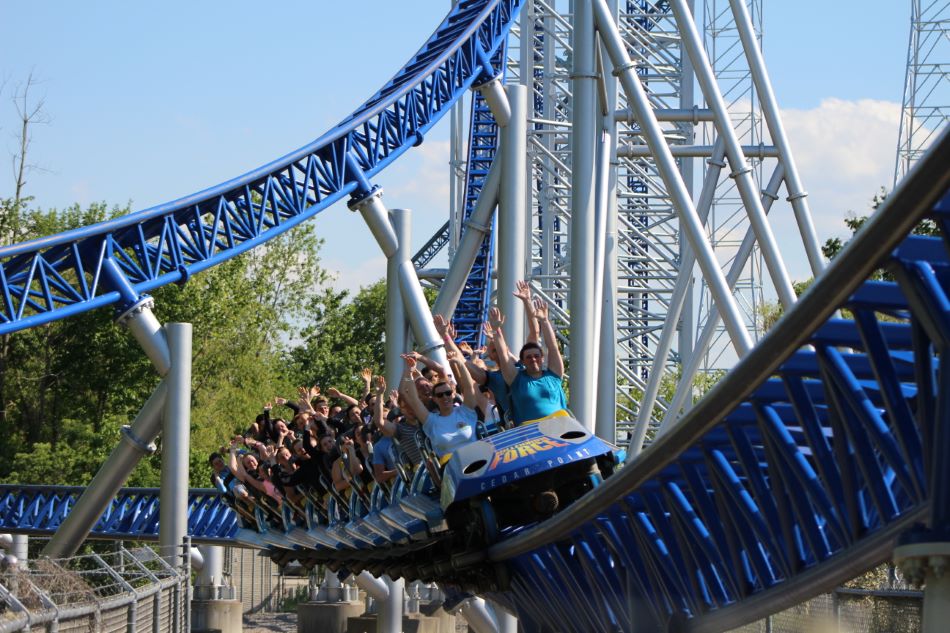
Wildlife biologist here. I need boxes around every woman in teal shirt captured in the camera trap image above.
[484,298,567,425]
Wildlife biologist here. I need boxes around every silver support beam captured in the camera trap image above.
[351,192,448,369]
[114,300,170,377]
[160,323,192,568]
[570,0,600,430]
[195,545,224,587]
[728,0,825,276]
[614,107,713,122]
[669,0,796,310]
[477,77,512,128]
[595,3,620,442]
[617,144,780,158]
[379,576,404,633]
[43,380,167,558]
[593,0,753,357]
[627,140,727,457]
[458,597,500,633]
[355,572,390,603]
[433,155,502,319]
[658,164,787,435]
[498,84,529,349]
[386,209,411,388]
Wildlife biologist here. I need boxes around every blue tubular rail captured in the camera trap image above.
[484,129,950,632]
[0,0,523,335]
[0,485,238,545]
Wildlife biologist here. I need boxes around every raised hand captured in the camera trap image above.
[327,387,342,398]
[433,314,449,336]
[373,375,386,395]
[264,401,273,410]
[458,341,474,357]
[274,396,287,406]
[533,297,549,321]
[513,280,532,302]
[400,353,417,370]
[489,306,505,329]
[481,321,495,341]
[360,367,372,383]
[445,322,457,340]
[389,388,400,404]
[310,386,321,398]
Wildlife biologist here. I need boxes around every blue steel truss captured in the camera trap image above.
[412,221,451,269]
[451,82,503,345]
[0,486,238,545]
[484,130,950,632]
[0,0,522,335]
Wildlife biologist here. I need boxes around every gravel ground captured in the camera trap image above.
[242,612,298,632]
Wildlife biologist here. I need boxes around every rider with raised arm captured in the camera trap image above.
[484,300,566,425]
[398,338,480,462]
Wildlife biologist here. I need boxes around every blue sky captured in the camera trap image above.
[0,1,912,288]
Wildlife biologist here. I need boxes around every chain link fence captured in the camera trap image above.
[225,546,310,614]
[0,543,190,633]
[730,566,923,633]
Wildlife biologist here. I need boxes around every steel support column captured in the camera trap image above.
[350,188,449,370]
[160,323,192,568]
[433,160,502,319]
[498,84,529,348]
[386,209,412,388]
[728,0,825,276]
[570,0,600,430]
[669,0,796,310]
[43,380,167,558]
[593,0,753,357]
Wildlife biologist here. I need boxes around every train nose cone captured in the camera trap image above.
[533,490,560,515]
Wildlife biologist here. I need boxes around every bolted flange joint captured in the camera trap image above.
[347,185,383,213]
[893,524,950,588]
[120,424,157,455]
[115,296,155,329]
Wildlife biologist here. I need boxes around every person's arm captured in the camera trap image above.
[359,368,373,398]
[274,396,300,415]
[371,376,395,435]
[331,459,349,492]
[398,355,429,424]
[342,437,364,477]
[373,462,398,484]
[446,342,478,409]
[485,308,519,385]
[534,297,564,377]
[326,387,359,407]
[514,280,541,344]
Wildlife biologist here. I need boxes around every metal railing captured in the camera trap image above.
[0,543,190,633]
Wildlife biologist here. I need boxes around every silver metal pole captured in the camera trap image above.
[113,299,170,377]
[458,597,500,633]
[387,209,411,388]
[491,600,518,633]
[658,164,787,435]
[677,0,698,374]
[477,77,512,128]
[354,572,389,603]
[570,0,600,430]
[43,380,167,558]
[627,140,727,458]
[498,84,529,349]
[593,0,753,356]
[668,0,796,310]
[379,576,404,633]
[10,535,26,570]
[195,546,224,587]
[433,159,502,319]
[595,9,620,442]
[727,0,825,276]
[351,192,449,369]
[160,323,192,568]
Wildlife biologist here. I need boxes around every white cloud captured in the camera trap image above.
[323,254,388,294]
[381,139,451,213]
[779,98,900,237]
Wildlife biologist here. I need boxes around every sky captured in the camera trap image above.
[0,1,913,290]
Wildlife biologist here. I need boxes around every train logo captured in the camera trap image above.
[487,437,570,471]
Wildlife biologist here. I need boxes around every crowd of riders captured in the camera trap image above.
[208,281,567,527]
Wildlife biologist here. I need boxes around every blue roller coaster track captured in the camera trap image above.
[0,0,948,630]
[0,0,522,334]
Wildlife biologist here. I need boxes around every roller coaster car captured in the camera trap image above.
[440,411,617,545]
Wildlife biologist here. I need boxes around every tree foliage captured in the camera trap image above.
[0,198,332,488]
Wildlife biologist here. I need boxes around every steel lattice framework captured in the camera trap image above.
[895,0,950,185]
